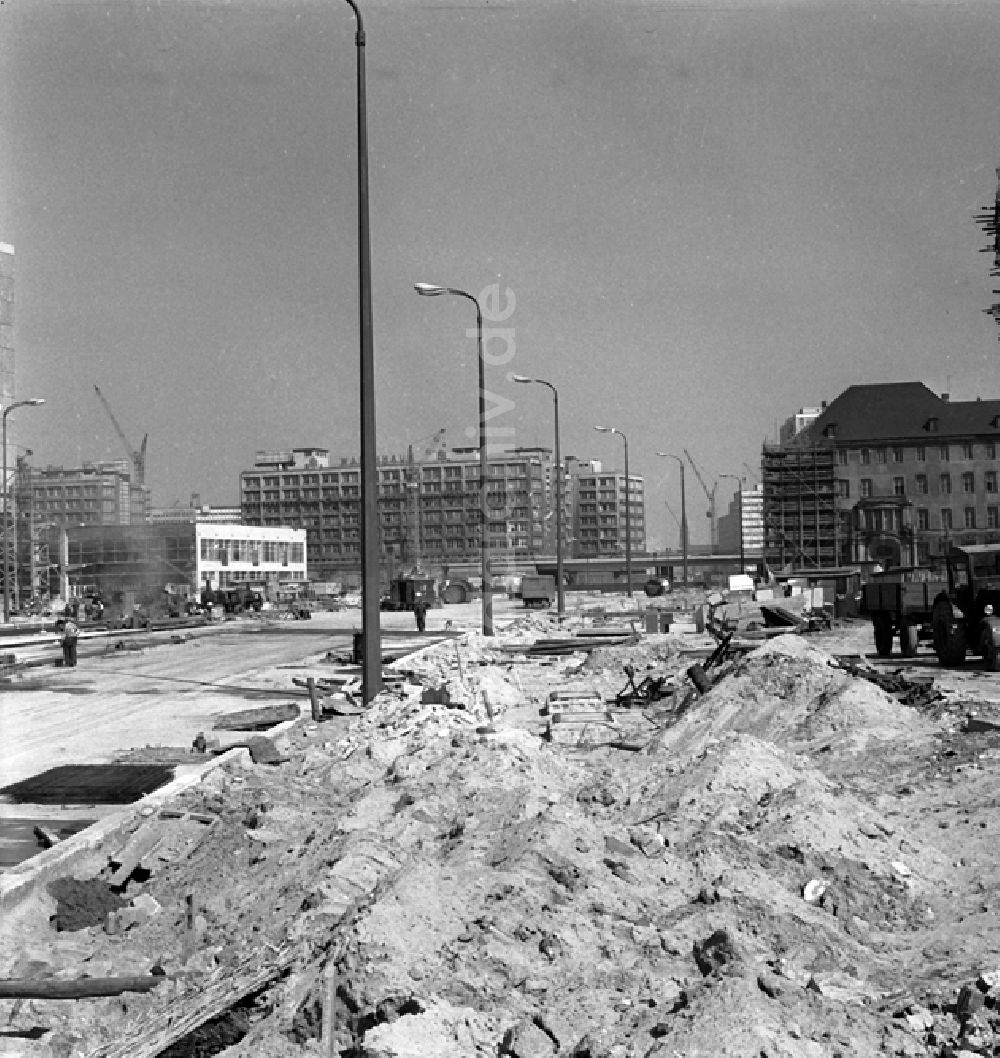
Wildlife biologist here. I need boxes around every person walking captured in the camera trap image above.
[413,597,429,633]
[61,615,80,667]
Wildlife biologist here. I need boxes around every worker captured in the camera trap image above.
[60,615,80,667]
[413,597,430,633]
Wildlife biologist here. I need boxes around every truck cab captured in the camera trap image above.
[932,544,1000,668]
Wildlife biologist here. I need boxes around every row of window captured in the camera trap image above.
[244,464,542,489]
[199,539,305,564]
[841,442,999,466]
[33,485,119,497]
[857,506,1000,531]
[68,538,195,564]
[840,471,1000,499]
[924,508,998,531]
[244,484,540,501]
[34,500,119,512]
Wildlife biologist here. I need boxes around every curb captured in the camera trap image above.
[0,714,302,913]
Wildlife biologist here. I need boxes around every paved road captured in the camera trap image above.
[0,606,477,792]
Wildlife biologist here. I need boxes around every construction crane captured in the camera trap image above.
[94,385,147,487]
[404,428,446,573]
[683,448,718,551]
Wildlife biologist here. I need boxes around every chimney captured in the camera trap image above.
[942,392,950,402]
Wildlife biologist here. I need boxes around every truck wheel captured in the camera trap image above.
[932,598,967,667]
[899,618,920,658]
[872,616,894,657]
[982,625,1000,672]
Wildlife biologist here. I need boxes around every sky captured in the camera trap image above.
[3,0,1000,549]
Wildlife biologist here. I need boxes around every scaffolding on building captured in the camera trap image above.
[761,443,841,569]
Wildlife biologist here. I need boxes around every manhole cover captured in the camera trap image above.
[0,764,175,805]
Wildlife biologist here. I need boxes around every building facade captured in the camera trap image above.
[778,406,822,445]
[51,522,306,613]
[239,446,555,582]
[25,461,149,528]
[763,382,1000,570]
[150,502,243,525]
[568,459,647,559]
[717,483,764,562]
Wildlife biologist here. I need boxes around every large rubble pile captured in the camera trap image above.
[4,624,1000,1058]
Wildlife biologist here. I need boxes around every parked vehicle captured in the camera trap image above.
[204,585,264,615]
[860,566,946,657]
[381,576,436,612]
[931,544,1000,669]
[520,574,556,609]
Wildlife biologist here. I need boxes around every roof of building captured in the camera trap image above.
[797,382,1000,444]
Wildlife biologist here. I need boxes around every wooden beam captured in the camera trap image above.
[0,976,166,1000]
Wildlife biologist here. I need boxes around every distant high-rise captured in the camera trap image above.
[0,242,13,412]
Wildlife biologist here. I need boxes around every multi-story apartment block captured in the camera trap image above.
[23,460,150,528]
[718,483,764,560]
[568,459,646,559]
[240,445,554,581]
[763,382,1000,570]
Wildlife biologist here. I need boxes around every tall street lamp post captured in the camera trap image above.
[414,283,493,635]
[721,473,745,575]
[337,0,381,702]
[511,374,564,616]
[657,451,688,586]
[3,398,45,623]
[594,425,631,598]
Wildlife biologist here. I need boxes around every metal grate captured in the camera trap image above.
[0,764,175,805]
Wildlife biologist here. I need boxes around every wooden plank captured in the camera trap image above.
[85,945,300,1058]
[212,702,299,731]
[109,828,166,886]
[0,976,166,1000]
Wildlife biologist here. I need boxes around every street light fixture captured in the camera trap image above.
[657,452,688,586]
[414,282,493,635]
[720,473,746,576]
[511,373,564,616]
[337,0,381,702]
[594,425,632,598]
[3,398,45,623]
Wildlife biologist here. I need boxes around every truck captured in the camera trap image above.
[381,576,436,612]
[860,566,947,658]
[203,584,264,615]
[930,544,1000,669]
[520,574,556,609]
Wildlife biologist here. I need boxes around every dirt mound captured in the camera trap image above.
[650,634,938,761]
[582,635,686,673]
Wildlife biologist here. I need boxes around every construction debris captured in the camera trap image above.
[6,606,1000,1057]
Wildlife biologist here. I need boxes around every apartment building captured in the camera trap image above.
[239,446,554,581]
[717,483,764,559]
[23,460,150,527]
[568,459,647,559]
[763,382,1000,569]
